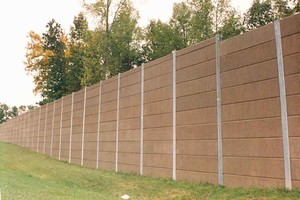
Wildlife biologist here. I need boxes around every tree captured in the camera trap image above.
[188,0,214,43]
[108,3,142,76]
[25,31,49,95]
[8,106,18,119]
[42,19,68,103]
[25,20,69,105]
[81,30,104,86]
[143,20,179,61]
[0,103,9,124]
[245,0,275,30]
[218,10,245,39]
[272,0,294,18]
[294,0,300,12]
[67,13,89,92]
[170,2,192,47]
[213,0,232,33]
[84,0,139,79]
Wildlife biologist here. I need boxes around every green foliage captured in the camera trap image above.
[83,0,141,81]
[0,103,9,124]
[0,104,36,124]
[81,30,104,86]
[245,0,275,30]
[67,13,89,92]
[108,2,141,76]
[42,19,68,103]
[170,2,192,47]
[272,0,294,18]
[218,10,245,39]
[188,0,214,43]
[24,0,300,103]
[143,20,179,61]
[244,0,297,31]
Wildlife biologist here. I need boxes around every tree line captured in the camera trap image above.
[0,103,36,124]
[23,0,299,106]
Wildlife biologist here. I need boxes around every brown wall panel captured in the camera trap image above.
[144,113,172,128]
[144,127,172,141]
[221,23,274,56]
[145,73,172,92]
[85,105,98,116]
[144,58,172,80]
[177,92,216,111]
[99,141,116,152]
[221,41,276,73]
[282,33,300,56]
[120,106,140,119]
[291,159,300,181]
[74,91,84,104]
[177,59,215,84]
[280,14,300,37]
[177,140,217,156]
[177,44,215,70]
[177,155,217,173]
[118,164,139,174]
[99,152,116,162]
[100,121,117,132]
[223,157,284,179]
[101,100,117,112]
[144,86,172,104]
[177,170,218,185]
[86,83,100,99]
[177,107,216,126]
[120,83,140,98]
[289,116,300,137]
[119,118,140,130]
[121,67,141,87]
[223,138,283,158]
[177,75,216,97]
[222,118,282,139]
[144,99,172,116]
[102,90,117,103]
[119,142,140,153]
[222,98,281,122]
[144,154,172,168]
[144,166,172,178]
[102,77,118,94]
[120,94,140,109]
[119,130,140,142]
[285,74,300,95]
[222,79,279,105]
[118,153,140,165]
[144,141,172,154]
[177,124,217,140]
[85,124,97,135]
[224,174,284,188]
[98,161,115,170]
[290,137,300,159]
[287,94,300,115]
[99,131,116,142]
[84,133,97,142]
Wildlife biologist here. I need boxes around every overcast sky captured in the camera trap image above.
[0,0,252,107]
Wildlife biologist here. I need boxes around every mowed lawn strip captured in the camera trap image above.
[0,142,299,200]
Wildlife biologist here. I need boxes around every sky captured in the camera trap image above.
[0,0,252,107]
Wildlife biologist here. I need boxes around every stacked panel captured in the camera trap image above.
[99,77,118,170]
[118,68,141,173]
[143,56,173,178]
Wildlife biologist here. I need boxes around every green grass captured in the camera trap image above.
[0,142,299,200]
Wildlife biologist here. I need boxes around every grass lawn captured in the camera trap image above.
[0,142,299,200]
